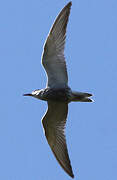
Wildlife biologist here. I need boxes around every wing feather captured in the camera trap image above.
[42,101,74,178]
[41,2,72,88]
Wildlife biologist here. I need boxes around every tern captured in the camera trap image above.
[24,1,93,178]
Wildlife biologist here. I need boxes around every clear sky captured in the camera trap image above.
[0,0,117,179]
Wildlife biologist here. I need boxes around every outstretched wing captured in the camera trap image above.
[42,101,74,178]
[41,2,72,88]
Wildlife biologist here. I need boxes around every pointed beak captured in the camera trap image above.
[23,93,32,96]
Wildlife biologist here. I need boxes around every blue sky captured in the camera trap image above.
[0,0,117,179]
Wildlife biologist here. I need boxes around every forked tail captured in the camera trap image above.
[71,91,93,102]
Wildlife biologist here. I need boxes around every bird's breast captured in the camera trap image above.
[43,87,71,102]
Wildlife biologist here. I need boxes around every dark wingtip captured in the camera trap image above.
[66,1,72,9]
[68,1,72,6]
[71,173,74,178]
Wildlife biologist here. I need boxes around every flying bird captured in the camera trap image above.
[24,1,93,178]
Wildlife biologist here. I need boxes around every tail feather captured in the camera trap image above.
[83,93,92,97]
[80,97,93,102]
[71,91,93,102]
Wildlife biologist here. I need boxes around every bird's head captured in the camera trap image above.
[23,89,42,99]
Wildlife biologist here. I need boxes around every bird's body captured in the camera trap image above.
[27,87,71,101]
[24,1,93,178]
[25,87,92,103]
